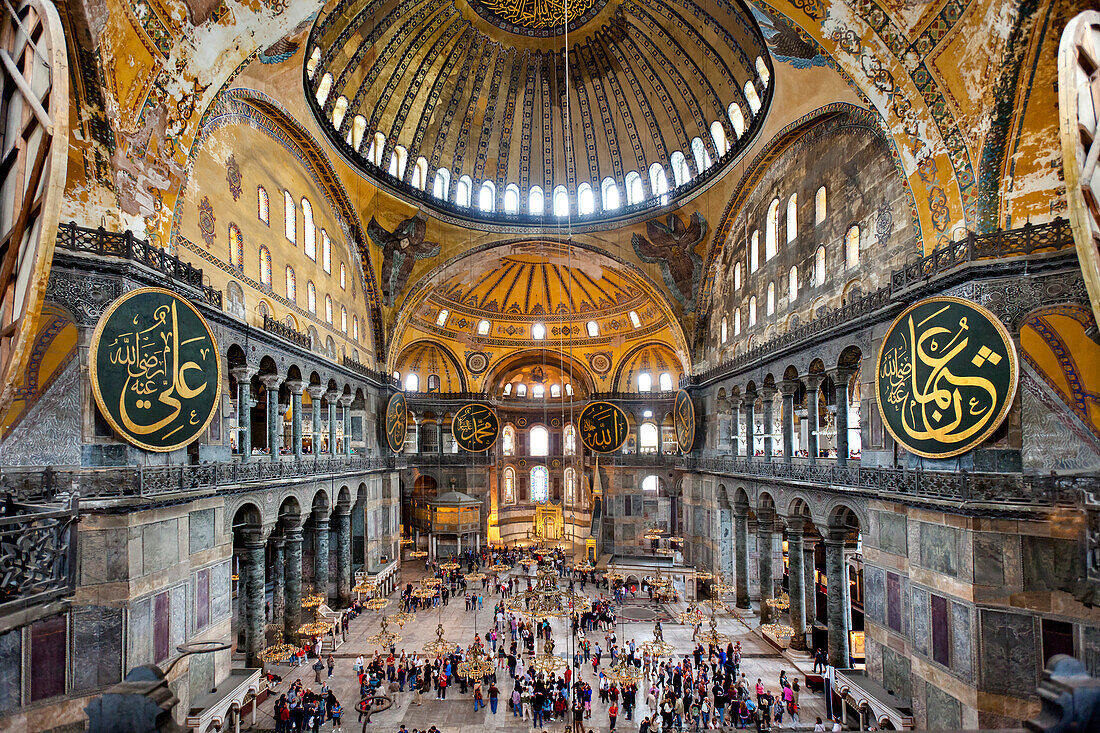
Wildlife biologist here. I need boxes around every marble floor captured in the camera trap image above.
[251,562,831,731]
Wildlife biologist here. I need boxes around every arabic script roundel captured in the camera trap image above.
[90,288,222,452]
[674,389,696,454]
[875,296,1018,459]
[578,401,629,454]
[385,392,409,454]
[452,403,500,452]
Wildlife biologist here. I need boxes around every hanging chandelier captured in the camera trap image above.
[692,569,714,582]
[420,577,442,589]
[532,637,567,674]
[675,603,704,625]
[410,549,428,559]
[697,613,729,646]
[458,641,495,679]
[638,622,675,658]
[761,622,795,640]
[490,562,512,573]
[765,592,791,611]
[465,571,487,583]
[387,611,415,628]
[605,657,642,685]
[367,617,402,648]
[423,623,456,656]
[440,560,460,571]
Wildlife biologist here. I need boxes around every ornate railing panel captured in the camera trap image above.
[262,313,311,349]
[342,356,399,387]
[0,497,78,614]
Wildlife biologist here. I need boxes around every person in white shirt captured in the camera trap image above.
[813,717,826,732]
[832,718,843,731]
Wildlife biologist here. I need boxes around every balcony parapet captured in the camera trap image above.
[0,494,78,620]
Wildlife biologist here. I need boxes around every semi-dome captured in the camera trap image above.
[305,0,772,228]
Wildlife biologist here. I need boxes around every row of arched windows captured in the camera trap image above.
[500,424,576,457]
[502,465,579,505]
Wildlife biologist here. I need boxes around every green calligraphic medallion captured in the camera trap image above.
[385,392,408,453]
[875,296,1018,459]
[452,403,500,452]
[90,288,222,452]
[578,401,629,454]
[674,389,696,454]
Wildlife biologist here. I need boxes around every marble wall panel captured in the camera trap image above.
[919,522,959,577]
[79,527,129,585]
[189,509,215,554]
[128,596,152,669]
[882,644,912,702]
[864,565,885,624]
[951,601,973,679]
[980,609,1037,696]
[1022,536,1083,592]
[877,511,907,556]
[189,651,215,701]
[912,586,930,657]
[1081,625,1100,677]
[142,519,180,575]
[973,532,1005,586]
[170,584,188,649]
[926,684,962,731]
[210,560,232,622]
[0,629,20,713]
[72,605,123,692]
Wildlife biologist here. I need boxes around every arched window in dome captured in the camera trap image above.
[433,168,450,199]
[325,295,333,324]
[765,199,779,260]
[436,309,449,326]
[638,372,652,392]
[307,47,321,79]
[815,245,826,285]
[640,423,659,453]
[670,151,690,187]
[767,282,775,315]
[389,146,408,179]
[625,171,644,204]
[530,426,549,456]
[478,319,491,335]
[530,466,549,503]
[846,226,860,267]
[504,184,520,213]
[756,56,770,86]
[734,261,742,291]
[321,230,331,273]
[259,247,272,287]
[516,383,527,397]
[586,321,599,337]
[649,163,669,203]
[550,383,561,397]
[331,96,348,130]
[353,316,359,341]
[577,183,595,215]
[642,474,659,492]
[503,383,512,396]
[629,310,641,328]
[565,383,574,396]
[553,185,569,217]
[532,384,544,398]
[341,307,348,334]
[720,317,728,343]
[340,263,346,290]
[316,72,333,106]
[815,186,827,224]
[283,191,296,243]
[529,185,545,215]
[745,80,761,115]
[307,282,317,313]
[691,137,711,173]
[404,373,419,391]
[412,157,428,190]
[734,307,741,336]
[601,177,621,210]
[711,121,729,158]
[456,175,473,207]
[286,266,296,302]
[789,265,799,301]
[503,466,516,503]
[749,296,757,326]
[257,187,269,224]
[303,198,316,260]
[351,116,367,151]
[659,372,673,392]
[371,133,386,167]
[750,230,760,272]
[502,425,516,455]
[532,323,546,340]
[728,103,745,138]
[228,224,243,270]
[564,467,577,504]
[479,180,496,212]
[787,194,798,243]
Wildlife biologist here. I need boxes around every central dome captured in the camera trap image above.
[305,0,772,228]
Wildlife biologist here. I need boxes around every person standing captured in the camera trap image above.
[609,701,619,732]
[489,681,500,714]
[327,654,335,678]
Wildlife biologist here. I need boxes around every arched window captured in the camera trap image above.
[369,132,386,167]
[516,383,527,397]
[846,226,860,267]
[530,426,549,456]
[789,266,799,302]
[749,296,757,326]
[307,47,321,79]
[815,186,827,225]
[353,316,359,341]
[734,262,742,291]
[412,157,429,190]
[503,383,512,396]
[601,177,621,210]
[257,187,269,224]
[711,121,729,158]
[564,467,577,504]
[502,425,516,455]
[321,230,331,273]
[389,145,408,179]
[756,56,770,86]
[553,185,569,217]
[691,137,711,173]
[765,199,779,260]
[456,175,473,207]
[259,246,272,287]
[640,423,659,453]
[504,184,520,213]
[331,96,348,130]
[286,266,296,302]
[745,81,761,114]
[283,191,296,243]
[629,310,641,328]
[642,474,659,492]
[503,466,516,503]
[307,281,317,313]
[532,384,544,399]
[670,151,690,187]
[325,295,333,324]
[649,163,669,202]
[720,317,728,343]
[787,194,798,243]
[638,372,652,392]
[302,198,316,259]
[728,103,745,138]
[767,282,775,315]
[532,323,546,340]
[565,383,574,396]
[424,374,438,393]
[586,321,599,337]
[625,171,644,204]
[341,307,348,334]
[404,373,419,391]
[750,231,760,272]
[479,180,496,212]
[577,182,595,215]
[550,383,561,397]
[530,466,549,503]
[351,116,367,151]
[436,308,449,326]
[815,245,826,285]
[529,186,545,215]
[340,263,346,290]
[659,372,673,391]
[315,72,333,106]
[433,168,450,199]
[478,319,491,335]
[228,224,243,270]
[734,308,741,335]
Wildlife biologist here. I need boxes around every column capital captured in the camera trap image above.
[759,385,777,402]
[783,520,805,537]
[306,384,327,400]
[311,508,332,524]
[829,366,857,383]
[259,373,283,390]
[324,388,341,403]
[803,373,826,391]
[779,379,800,396]
[338,393,354,407]
[230,364,259,382]
[285,378,305,395]
[241,527,267,548]
[823,527,849,544]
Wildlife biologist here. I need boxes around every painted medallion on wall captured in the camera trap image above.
[875,296,1018,459]
[674,389,696,453]
[452,403,500,452]
[90,288,222,452]
[385,392,408,453]
[579,401,629,453]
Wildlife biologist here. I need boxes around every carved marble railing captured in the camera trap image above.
[681,457,1093,507]
[342,356,399,387]
[0,495,78,616]
[263,313,311,349]
[405,453,491,466]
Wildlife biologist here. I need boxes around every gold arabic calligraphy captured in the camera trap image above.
[478,0,595,29]
[453,404,499,450]
[580,402,627,452]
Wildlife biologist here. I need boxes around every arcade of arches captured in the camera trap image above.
[1,0,1099,731]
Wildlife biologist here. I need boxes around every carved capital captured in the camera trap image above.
[284,378,305,395]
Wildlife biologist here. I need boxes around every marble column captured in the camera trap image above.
[313,510,331,603]
[760,387,776,463]
[284,521,303,640]
[824,529,850,667]
[242,529,267,667]
[230,366,257,459]
[272,537,286,633]
[803,539,817,628]
[833,369,854,466]
[340,395,354,456]
[743,397,755,461]
[805,375,823,464]
[780,381,798,463]
[757,512,774,612]
[259,374,282,461]
[326,389,340,456]
[286,379,304,460]
[734,510,750,608]
[277,401,289,458]
[307,384,325,458]
[729,396,741,457]
[334,510,352,607]
[786,525,806,650]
